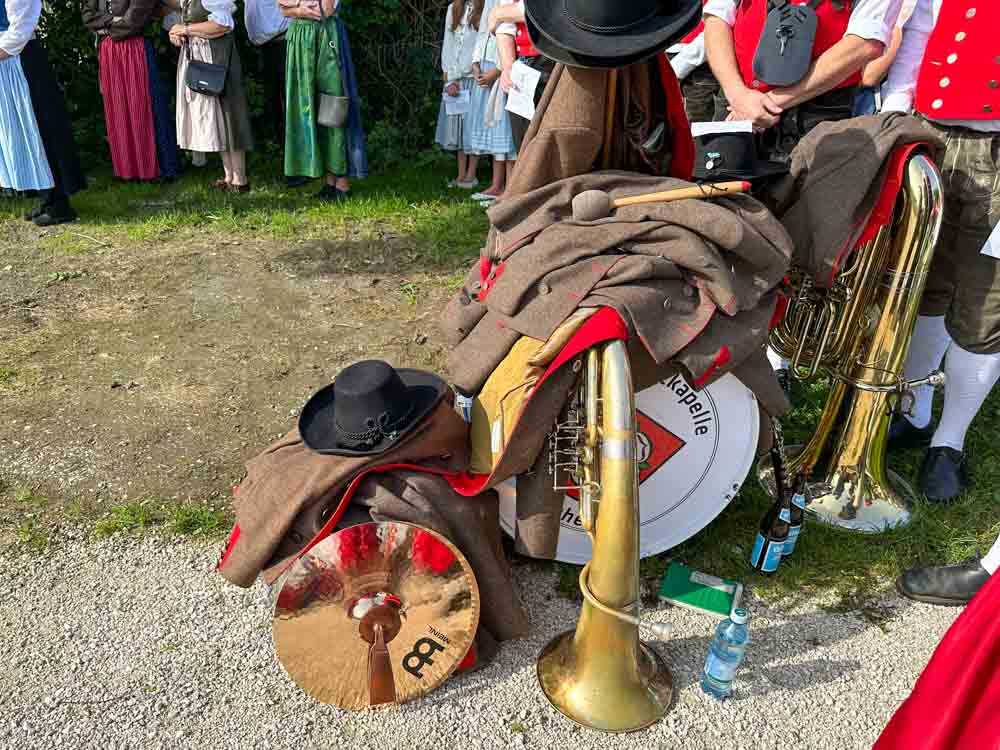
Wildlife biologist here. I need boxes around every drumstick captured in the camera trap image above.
[601,69,618,170]
[572,181,752,222]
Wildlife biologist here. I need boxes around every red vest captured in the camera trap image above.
[915,2,999,120]
[733,0,858,92]
[680,0,710,44]
[516,21,540,58]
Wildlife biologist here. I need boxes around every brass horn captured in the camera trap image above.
[537,341,674,733]
[765,153,945,532]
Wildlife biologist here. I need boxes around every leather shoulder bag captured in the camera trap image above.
[183,1,234,97]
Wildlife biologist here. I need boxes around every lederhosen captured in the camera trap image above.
[720,0,858,163]
[911,2,1000,354]
[669,10,726,124]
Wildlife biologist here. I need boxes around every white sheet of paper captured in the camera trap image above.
[982,221,1000,260]
[505,61,541,121]
[444,89,471,116]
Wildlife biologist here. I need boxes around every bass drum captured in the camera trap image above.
[499,372,759,564]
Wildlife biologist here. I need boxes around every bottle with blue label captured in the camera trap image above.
[783,475,807,558]
[750,492,790,574]
[701,608,751,700]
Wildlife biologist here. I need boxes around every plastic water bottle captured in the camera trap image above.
[701,608,750,700]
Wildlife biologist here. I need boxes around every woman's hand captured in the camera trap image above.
[499,67,516,94]
[725,86,782,129]
[445,81,461,98]
[168,24,186,47]
[298,1,322,19]
[477,68,500,88]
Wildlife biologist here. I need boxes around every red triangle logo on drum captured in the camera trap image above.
[636,410,685,485]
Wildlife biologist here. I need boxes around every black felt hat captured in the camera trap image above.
[299,361,448,456]
[691,125,789,182]
[524,0,702,69]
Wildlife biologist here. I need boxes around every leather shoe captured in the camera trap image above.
[887,414,933,450]
[33,202,77,227]
[918,446,968,503]
[897,558,991,606]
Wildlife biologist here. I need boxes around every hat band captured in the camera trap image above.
[564,0,659,33]
[336,402,416,448]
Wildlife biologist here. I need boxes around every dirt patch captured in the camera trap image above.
[0,228,461,516]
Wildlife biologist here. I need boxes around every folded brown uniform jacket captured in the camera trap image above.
[766,112,945,287]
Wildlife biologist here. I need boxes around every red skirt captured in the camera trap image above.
[875,571,1000,750]
[98,36,158,181]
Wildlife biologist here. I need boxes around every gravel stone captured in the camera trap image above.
[0,536,959,750]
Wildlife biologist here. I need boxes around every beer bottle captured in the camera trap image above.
[750,489,791,574]
[783,475,807,558]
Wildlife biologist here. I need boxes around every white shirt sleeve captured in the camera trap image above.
[203,0,237,30]
[496,0,522,37]
[703,0,738,27]
[846,0,904,45]
[0,0,41,57]
[669,33,707,80]
[881,0,933,113]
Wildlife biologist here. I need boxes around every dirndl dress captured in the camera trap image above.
[435,77,475,152]
[284,16,347,178]
[175,35,254,154]
[0,55,54,192]
[463,62,515,161]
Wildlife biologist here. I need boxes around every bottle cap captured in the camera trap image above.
[730,608,749,625]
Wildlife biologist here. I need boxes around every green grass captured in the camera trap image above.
[15,520,49,552]
[0,153,490,270]
[93,501,230,539]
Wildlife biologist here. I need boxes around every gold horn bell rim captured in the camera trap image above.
[762,153,944,533]
[536,340,673,733]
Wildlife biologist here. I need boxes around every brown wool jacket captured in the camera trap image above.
[766,112,945,287]
[218,399,471,589]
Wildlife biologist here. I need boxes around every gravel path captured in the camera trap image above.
[2,534,960,750]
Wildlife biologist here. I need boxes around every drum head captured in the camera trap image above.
[273,522,480,709]
[500,373,759,564]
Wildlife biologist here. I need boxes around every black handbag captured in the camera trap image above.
[184,40,233,97]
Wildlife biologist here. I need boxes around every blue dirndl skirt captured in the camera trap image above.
[463,62,515,160]
[0,55,54,192]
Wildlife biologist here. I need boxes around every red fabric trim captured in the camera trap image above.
[479,261,506,302]
[692,345,732,388]
[515,22,540,57]
[658,54,695,180]
[770,290,789,331]
[680,20,705,45]
[874,571,1000,750]
[456,641,478,673]
[217,524,241,571]
[273,463,464,581]
[446,307,629,498]
[826,143,924,287]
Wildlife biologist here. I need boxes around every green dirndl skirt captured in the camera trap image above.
[285,17,347,178]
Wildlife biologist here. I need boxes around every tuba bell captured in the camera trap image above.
[766,152,945,532]
[537,341,674,733]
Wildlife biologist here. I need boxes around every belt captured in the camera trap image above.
[918,114,999,139]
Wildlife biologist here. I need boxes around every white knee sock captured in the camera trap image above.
[902,316,952,429]
[930,345,1000,452]
[982,532,1000,575]
[767,346,789,372]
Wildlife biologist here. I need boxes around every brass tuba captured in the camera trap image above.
[537,341,674,733]
[766,153,945,531]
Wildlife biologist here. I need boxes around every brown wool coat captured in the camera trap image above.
[219,399,471,589]
[766,112,945,287]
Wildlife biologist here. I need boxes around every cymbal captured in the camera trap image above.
[273,522,480,709]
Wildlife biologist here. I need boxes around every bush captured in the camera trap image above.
[37,0,448,170]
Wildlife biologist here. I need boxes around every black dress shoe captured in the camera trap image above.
[887,414,934,450]
[918,446,968,503]
[33,201,77,227]
[23,202,47,221]
[897,558,991,606]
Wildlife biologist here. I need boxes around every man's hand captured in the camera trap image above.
[445,81,461,97]
[477,68,500,87]
[500,67,516,93]
[726,86,782,129]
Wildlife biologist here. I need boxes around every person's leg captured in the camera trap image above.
[456,151,468,183]
[901,315,953,429]
[228,151,247,187]
[463,153,480,184]
[485,157,505,195]
[917,129,1000,502]
[982,532,1000,576]
[220,151,234,184]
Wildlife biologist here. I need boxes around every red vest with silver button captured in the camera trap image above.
[915,2,999,120]
[732,0,859,92]
[516,21,540,57]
